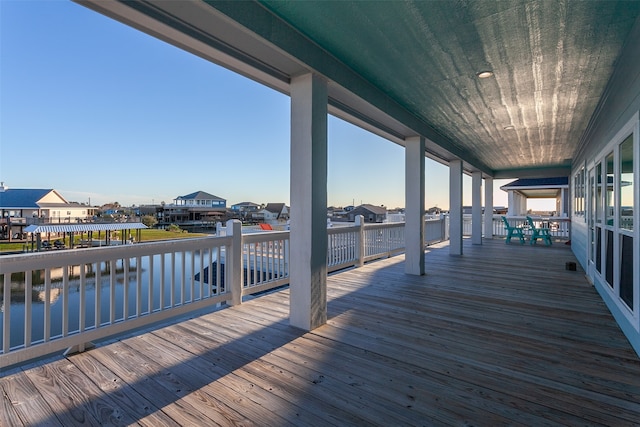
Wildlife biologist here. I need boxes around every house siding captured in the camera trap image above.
[571,17,640,356]
[571,219,589,271]
[39,191,66,204]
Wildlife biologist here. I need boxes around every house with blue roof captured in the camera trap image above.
[173,191,226,209]
[0,183,95,239]
[160,190,227,225]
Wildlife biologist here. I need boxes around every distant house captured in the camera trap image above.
[174,191,226,208]
[100,203,122,215]
[347,204,387,223]
[161,191,227,225]
[494,206,508,215]
[265,203,289,220]
[426,206,441,215]
[231,201,261,211]
[0,185,94,222]
[253,203,289,225]
[0,184,96,239]
[462,206,493,215]
[231,202,262,213]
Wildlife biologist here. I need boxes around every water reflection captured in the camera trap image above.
[1,251,214,350]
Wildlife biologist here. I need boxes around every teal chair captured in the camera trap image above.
[526,216,552,245]
[501,216,525,244]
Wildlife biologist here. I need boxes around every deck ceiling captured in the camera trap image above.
[77,1,640,178]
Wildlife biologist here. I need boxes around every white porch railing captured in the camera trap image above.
[426,215,449,244]
[463,215,571,240]
[1,236,232,368]
[1,217,449,368]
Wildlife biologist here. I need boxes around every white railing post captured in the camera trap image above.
[355,215,365,267]
[3,273,10,355]
[449,159,463,255]
[472,171,483,244]
[439,214,446,241]
[227,219,243,306]
[484,177,494,239]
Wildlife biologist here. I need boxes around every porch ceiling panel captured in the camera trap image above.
[260,0,640,175]
[515,189,561,199]
[77,0,640,177]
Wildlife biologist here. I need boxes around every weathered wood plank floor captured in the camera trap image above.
[3,238,640,426]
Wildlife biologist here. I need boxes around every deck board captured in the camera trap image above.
[3,238,640,426]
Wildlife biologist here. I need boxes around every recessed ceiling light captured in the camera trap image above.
[476,70,494,78]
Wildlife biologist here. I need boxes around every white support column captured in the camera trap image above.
[520,193,528,215]
[449,159,463,255]
[226,219,243,306]
[507,191,515,216]
[508,191,526,216]
[289,73,328,331]
[405,136,425,275]
[472,171,482,245]
[355,215,365,268]
[484,177,494,239]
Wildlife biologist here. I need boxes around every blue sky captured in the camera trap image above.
[1,1,516,210]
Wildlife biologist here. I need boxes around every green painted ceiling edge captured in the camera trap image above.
[215,1,492,173]
[121,0,492,175]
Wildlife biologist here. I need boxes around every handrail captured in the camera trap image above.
[1,236,230,368]
[1,217,449,369]
[461,215,571,239]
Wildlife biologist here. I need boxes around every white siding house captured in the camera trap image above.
[570,24,640,354]
[173,191,226,208]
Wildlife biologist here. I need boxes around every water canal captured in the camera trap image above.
[1,250,219,350]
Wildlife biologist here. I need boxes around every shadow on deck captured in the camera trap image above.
[2,238,640,425]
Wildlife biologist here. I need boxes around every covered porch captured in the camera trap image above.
[3,239,639,425]
[64,1,640,357]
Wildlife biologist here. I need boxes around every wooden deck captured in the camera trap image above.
[3,238,640,426]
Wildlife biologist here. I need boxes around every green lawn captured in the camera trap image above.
[0,229,209,253]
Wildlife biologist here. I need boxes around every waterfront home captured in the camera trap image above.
[160,190,226,225]
[173,191,226,209]
[230,201,261,214]
[347,204,387,223]
[252,202,289,225]
[230,201,262,223]
[0,184,96,240]
[3,1,640,423]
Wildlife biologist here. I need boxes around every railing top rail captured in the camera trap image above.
[425,217,445,222]
[494,215,570,220]
[242,231,290,243]
[362,222,405,230]
[327,225,359,235]
[0,235,231,275]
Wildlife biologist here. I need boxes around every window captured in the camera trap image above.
[619,134,634,231]
[606,152,614,225]
[590,168,596,264]
[574,171,580,216]
[574,168,586,218]
[620,234,633,309]
[590,121,636,316]
[619,133,634,310]
[591,164,603,276]
[596,162,602,224]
